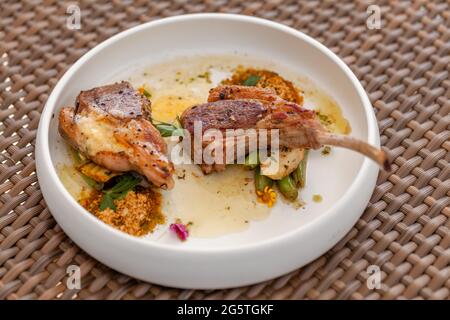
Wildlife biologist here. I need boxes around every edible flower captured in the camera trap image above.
[256,186,277,207]
[99,173,141,211]
[170,220,189,241]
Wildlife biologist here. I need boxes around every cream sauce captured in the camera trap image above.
[299,79,351,135]
[162,165,270,237]
[129,56,273,237]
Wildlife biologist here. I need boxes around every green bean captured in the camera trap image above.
[292,150,309,188]
[244,151,259,169]
[277,175,298,201]
[254,168,273,192]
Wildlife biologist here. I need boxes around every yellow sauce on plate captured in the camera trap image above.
[162,165,270,237]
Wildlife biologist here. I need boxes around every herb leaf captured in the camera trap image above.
[155,123,179,137]
[151,118,183,137]
[99,173,141,211]
[243,75,260,86]
[99,193,116,211]
[108,174,141,194]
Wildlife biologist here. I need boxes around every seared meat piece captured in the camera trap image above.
[181,85,389,174]
[181,100,267,134]
[59,81,174,189]
[75,82,150,119]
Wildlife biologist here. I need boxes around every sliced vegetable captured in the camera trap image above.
[99,173,142,211]
[70,147,107,189]
[242,75,260,86]
[292,149,308,188]
[254,167,274,192]
[77,162,120,183]
[277,175,298,201]
[244,151,259,169]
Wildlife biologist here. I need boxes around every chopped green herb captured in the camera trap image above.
[316,112,332,126]
[99,173,141,211]
[151,118,183,137]
[243,75,260,86]
[139,87,152,99]
[155,123,179,137]
[321,146,331,156]
[99,194,115,211]
[197,71,211,83]
[82,175,104,190]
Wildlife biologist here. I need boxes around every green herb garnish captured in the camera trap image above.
[243,75,260,86]
[321,146,331,156]
[197,71,211,83]
[151,118,183,138]
[99,173,141,211]
[140,88,152,99]
[82,175,104,191]
[156,124,179,137]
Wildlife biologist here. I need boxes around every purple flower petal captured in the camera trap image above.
[170,223,189,241]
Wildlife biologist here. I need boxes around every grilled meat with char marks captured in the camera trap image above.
[181,85,389,174]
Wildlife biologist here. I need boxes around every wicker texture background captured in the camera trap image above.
[0,0,449,300]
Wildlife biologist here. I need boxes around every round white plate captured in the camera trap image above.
[35,14,379,289]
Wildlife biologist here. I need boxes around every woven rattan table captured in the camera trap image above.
[0,0,449,300]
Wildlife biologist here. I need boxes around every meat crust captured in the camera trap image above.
[58,81,174,189]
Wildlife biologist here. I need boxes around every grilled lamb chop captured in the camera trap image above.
[59,81,175,189]
[180,85,389,174]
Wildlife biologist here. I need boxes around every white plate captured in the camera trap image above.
[35,14,380,289]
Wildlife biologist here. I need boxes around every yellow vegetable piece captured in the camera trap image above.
[77,162,120,183]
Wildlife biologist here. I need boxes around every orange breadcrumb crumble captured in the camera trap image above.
[79,187,165,236]
[223,67,303,104]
